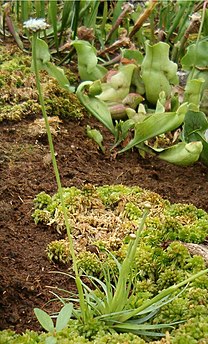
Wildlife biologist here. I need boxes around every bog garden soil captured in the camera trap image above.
[0,114,208,333]
[0,43,208,335]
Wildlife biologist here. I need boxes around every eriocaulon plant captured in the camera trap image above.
[23,17,88,324]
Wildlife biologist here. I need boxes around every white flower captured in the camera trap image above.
[23,18,49,32]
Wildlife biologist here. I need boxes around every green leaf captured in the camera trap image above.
[55,303,73,332]
[184,79,205,107]
[76,81,116,135]
[97,64,136,103]
[183,110,208,140]
[181,42,208,91]
[113,322,175,331]
[86,125,105,153]
[119,104,188,153]
[141,41,178,105]
[48,0,59,53]
[158,141,203,166]
[44,62,75,92]
[181,41,208,70]
[35,38,51,65]
[34,308,54,333]
[121,49,144,64]
[72,40,107,81]
[186,132,208,167]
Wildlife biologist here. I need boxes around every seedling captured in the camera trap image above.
[34,303,73,344]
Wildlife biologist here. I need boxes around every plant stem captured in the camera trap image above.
[32,32,88,322]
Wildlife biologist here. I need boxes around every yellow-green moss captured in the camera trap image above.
[0,44,84,121]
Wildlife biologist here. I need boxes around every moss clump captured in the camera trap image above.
[171,316,208,343]
[46,239,71,264]
[32,184,208,341]
[76,251,102,276]
[43,79,84,120]
[0,101,41,122]
[0,44,84,122]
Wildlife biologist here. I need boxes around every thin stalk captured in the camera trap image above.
[32,32,88,322]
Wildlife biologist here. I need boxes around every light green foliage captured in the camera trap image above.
[72,40,107,81]
[46,239,71,264]
[86,125,105,153]
[182,109,208,167]
[141,41,178,105]
[182,41,208,91]
[97,64,136,104]
[77,251,102,276]
[171,316,208,343]
[158,141,203,167]
[32,185,208,340]
[119,103,188,153]
[184,78,205,107]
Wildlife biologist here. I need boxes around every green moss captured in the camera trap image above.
[0,44,84,122]
[171,316,208,343]
[76,251,102,276]
[43,79,84,120]
[31,185,208,341]
[0,101,41,122]
[46,239,71,264]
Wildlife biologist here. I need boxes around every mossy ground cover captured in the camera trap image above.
[2,185,207,343]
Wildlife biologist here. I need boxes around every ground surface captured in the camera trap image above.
[0,112,208,333]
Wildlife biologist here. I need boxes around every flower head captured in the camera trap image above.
[23,18,49,32]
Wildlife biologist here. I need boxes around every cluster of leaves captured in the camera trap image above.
[2,1,208,166]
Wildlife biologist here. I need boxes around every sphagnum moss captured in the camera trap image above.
[0,44,84,122]
[31,184,208,341]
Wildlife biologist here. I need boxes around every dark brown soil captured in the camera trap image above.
[0,114,208,333]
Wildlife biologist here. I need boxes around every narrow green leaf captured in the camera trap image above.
[113,322,175,330]
[55,303,73,332]
[34,308,54,332]
[76,81,116,135]
[44,62,75,92]
[48,1,59,53]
